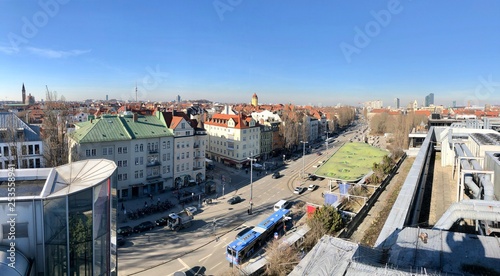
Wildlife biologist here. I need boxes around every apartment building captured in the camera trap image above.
[205,113,260,168]
[156,110,207,189]
[68,112,174,199]
[0,112,44,169]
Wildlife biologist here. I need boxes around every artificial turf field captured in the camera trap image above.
[314,142,388,182]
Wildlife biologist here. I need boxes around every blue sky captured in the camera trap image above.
[1,1,499,107]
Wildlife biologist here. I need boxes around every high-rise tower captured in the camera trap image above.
[22,83,26,104]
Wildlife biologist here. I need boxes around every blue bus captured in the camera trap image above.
[226,208,290,265]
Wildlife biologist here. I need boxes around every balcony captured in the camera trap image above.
[148,148,158,154]
[146,161,161,167]
[146,174,161,180]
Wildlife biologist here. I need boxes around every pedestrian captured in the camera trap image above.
[150,193,153,201]
[144,201,148,208]
[247,209,250,215]
[121,203,125,211]
[157,197,161,204]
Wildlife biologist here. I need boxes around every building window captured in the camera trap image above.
[118,147,122,154]
[147,143,151,152]
[185,131,190,136]
[140,144,144,152]
[166,165,170,173]
[163,166,166,174]
[135,157,139,165]
[123,173,127,180]
[163,154,166,161]
[162,141,166,149]
[135,171,139,178]
[118,161,122,167]
[118,174,123,181]
[140,157,144,165]
[186,152,189,158]
[140,170,143,178]
[28,145,34,155]
[167,153,170,160]
[123,146,128,153]
[123,160,128,167]
[181,164,184,171]
[135,144,139,152]
[181,153,185,159]
[34,144,40,154]
[181,123,185,129]
[176,165,179,172]
[167,141,171,148]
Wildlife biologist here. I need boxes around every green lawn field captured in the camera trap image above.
[315,142,388,182]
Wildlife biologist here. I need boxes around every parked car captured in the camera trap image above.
[155,216,169,227]
[117,226,133,236]
[308,174,318,181]
[316,152,322,156]
[272,172,281,179]
[227,196,242,205]
[308,184,318,191]
[133,221,155,233]
[293,187,306,195]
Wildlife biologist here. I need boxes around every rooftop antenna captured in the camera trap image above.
[135,82,138,103]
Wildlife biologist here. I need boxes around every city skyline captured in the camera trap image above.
[1,1,500,107]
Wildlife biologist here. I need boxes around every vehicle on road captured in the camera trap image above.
[308,174,318,181]
[133,221,155,233]
[271,172,281,179]
[274,199,290,211]
[155,216,170,226]
[293,186,306,195]
[227,196,242,205]
[308,184,318,191]
[117,235,126,247]
[316,152,322,156]
[226,209,290,265]
[186,206,197,214]
[235,226,254,239]
[117,226,133,236]
[167,209,194,231]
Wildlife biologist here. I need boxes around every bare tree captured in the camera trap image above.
[279,110,300,152]
[1,113,25,168]
[42,89,70,167]
[264,239,300,276]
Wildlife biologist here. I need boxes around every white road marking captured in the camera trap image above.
[210,262,222,270]
[199,253,212,262]
[177,258,190,270]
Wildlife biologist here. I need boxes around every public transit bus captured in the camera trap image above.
[226,208,290,265]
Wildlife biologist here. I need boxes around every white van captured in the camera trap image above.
[274,200,289,212]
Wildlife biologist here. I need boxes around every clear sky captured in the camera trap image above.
[1,1,499,107]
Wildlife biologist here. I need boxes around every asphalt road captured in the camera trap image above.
[118,121,371,275]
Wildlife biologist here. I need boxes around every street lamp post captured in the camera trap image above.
[248,156,257,214]
[325,130,329,151]
[300,141,308,179]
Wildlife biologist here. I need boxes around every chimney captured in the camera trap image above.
[133,113,138,122]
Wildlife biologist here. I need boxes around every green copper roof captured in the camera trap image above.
[70,115,172,143]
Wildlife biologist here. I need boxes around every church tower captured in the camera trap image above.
[22,83,26,104]
[251,93,258,107]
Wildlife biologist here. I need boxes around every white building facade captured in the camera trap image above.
[205,113,260,168]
